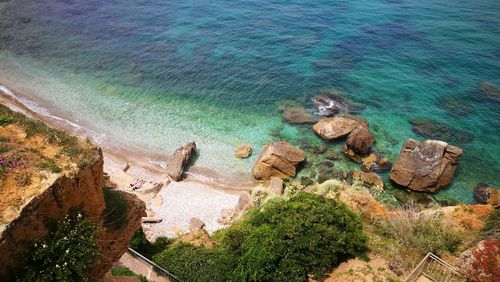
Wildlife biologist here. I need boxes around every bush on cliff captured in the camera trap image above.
[17,209,99,282]
[153,192,368,282]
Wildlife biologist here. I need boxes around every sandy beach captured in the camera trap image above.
[0,85,257,239]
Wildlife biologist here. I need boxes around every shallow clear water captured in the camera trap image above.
[0,0,499,202]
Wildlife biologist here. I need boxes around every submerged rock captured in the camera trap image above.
[390,139,463,192]
[235,144,252,159]
[342,148,392,173]
[437,96,475,117]
[410,118,474,144]
[313,117,359,141]
[473,183,499,206]
[346,122,374,154]
[479,81,500,103]
[281,106,317,124]
[312,89,365,116]
[252,141,305,181]
[165,142,197,181]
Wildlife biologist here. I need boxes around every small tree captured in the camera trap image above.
[17,209,99,282]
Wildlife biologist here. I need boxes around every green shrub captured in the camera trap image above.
[17,210,99,282]
[154,244,235,282]
[0,115,13,126]
[103,188,130,229]
[130,228,173,258]
[111,267,135,276]
[153,192,368,282]
[111,267,149,282]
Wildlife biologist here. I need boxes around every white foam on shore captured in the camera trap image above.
[0,84,107,145]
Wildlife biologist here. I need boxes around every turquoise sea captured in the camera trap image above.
[0,0,499,203]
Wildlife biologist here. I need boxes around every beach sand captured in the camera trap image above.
[0,86,257,239]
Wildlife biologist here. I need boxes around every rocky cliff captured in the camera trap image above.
[0,148,105,279]
[0,104,145,280]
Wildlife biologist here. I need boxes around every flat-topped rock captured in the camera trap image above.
[390,139,463,192]
[165,142,197,181]
[313,117,359,141]
[252,141,305,181]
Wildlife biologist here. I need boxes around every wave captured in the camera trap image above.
[0,84,106,144]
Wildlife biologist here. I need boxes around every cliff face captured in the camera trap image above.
[0,104,145,280]
[0,148,105,279]
[92,190,146,279]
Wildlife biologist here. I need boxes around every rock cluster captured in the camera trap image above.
[252,141,305,181]
[313,116,374,154]
[165,142,197,181]
[390,139,463,192]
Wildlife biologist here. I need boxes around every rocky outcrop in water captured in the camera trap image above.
[343,150,392,173]
[473,183,499,206]
[312,89,365,116]
[313,117,359,141]
[166,142,197,181]
[252,141,305,181]
[390,139,462,192]
[346,122,374,154]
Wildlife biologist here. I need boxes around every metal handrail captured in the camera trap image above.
[405,252,464,282]
[127,247,182,282]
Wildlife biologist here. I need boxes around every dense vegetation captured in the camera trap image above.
[151,192,368,282]
[16,209,99,282]
[111,267,148,282]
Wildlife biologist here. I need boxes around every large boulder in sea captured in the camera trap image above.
[346,122,374,154]
[252,141,305,181]
[390,139,463,192]
[165,142,197,181]
[313,117,359,141]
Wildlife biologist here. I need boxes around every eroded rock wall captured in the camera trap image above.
[0,148,105,279]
